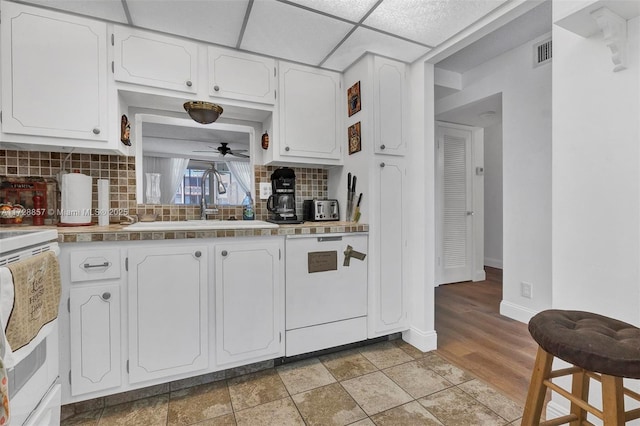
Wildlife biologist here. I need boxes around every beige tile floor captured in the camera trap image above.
[61,340,524,425]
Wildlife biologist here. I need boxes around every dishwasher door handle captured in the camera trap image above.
[317,236,342,242]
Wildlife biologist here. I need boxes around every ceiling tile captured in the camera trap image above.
[365,0,509,46]
[20,0,128,23]
[242,0,354,65]
[323,26,430,71]
[285,0,380,22]
[126,0,249,47]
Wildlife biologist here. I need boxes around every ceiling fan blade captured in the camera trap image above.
[229,151,250,158]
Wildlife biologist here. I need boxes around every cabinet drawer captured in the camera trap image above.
[69,249,120,282]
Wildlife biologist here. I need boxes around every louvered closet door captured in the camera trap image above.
[438,125,473,284]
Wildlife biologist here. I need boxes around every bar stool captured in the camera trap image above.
[522,310,640,425]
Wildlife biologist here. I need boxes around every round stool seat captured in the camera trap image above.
[529,310,640,378]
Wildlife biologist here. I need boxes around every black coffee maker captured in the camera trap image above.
[267,167,302,224]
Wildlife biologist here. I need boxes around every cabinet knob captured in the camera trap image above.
[186,80,192,87]
[213,85,220,92]
[380,144,386,150]
[101,292,111,300]
[221,250,228,257]
[285,146,290,152]
[380,162,386,168]
[93,128,101,135]
[194,250,201,258]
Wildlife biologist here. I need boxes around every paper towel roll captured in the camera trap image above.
[60,173,92,225]
[97,179,109,226]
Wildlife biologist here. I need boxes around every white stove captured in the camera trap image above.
[0,229,58,258]
[0,228,61,425]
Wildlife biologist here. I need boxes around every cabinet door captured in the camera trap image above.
[69,284,121,396]
[113,26,198,93]
[1,2,108,141]
[208,47,276,104]
[370,159,407,336]
[215,240,283,366]
[374,57,406,156]
[279,62,342,161]
[128,245,208,383]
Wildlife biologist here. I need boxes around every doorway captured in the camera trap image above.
[435,121,485,285]
[435,93,503,284]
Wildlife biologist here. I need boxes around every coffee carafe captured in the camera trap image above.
[266,167,302,224]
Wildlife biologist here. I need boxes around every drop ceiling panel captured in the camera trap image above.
[242,0,355,65]
[126,0,249,47]
[365,0,509,46]
[20,0,128,23]
[285,0,381,22]
[323,27,430,71]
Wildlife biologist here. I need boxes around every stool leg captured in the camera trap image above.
[522,346,554,426]
[570,369,589,426]
[601,374,624,426]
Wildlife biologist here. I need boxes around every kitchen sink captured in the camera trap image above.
[124,220,279,231]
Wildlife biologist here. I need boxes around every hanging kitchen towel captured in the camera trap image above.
[3,252,61,355]
[60,172,92,225]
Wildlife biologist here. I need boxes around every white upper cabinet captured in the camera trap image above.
[113,25,198,93]
[208,47,276,105]
[1,1,108,142]
[272,61,342,165]
[373,57,407,156]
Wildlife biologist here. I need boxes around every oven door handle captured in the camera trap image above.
[317,236,342,242]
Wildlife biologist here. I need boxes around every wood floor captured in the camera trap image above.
[435,267,538,405]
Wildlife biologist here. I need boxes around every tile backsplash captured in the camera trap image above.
[0,150,327,223]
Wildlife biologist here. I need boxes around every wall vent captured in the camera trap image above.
[533,39,552,67]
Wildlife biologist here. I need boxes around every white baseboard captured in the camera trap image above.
[402,327,437,352]
[484,257,503,269]
[500,300,538,324]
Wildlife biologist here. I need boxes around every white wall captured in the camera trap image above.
[484,122,503,269]
[436,32,552,322]
[552,14,640,325]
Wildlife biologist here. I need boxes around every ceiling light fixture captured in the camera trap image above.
[183,101,224,124]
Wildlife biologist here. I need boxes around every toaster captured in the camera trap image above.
[303,199,340,221]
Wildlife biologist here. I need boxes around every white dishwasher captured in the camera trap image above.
[285,233,368,356]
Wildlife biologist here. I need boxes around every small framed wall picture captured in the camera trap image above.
[347,81,361,117]
[348,122,362,155]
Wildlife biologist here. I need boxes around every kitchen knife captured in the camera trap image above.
[346,173,353,220]
[354,193,363,223]
[350,176,357,221]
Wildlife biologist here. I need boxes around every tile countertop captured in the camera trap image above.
[2,222,368,243]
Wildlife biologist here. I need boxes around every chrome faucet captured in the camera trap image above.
[200,166,227,220]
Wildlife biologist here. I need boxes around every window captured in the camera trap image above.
[174,162,245,206]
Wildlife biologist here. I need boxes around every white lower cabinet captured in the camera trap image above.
[69,284,121,396]
[370,159,408,336]
[214,238,284,366]
[127,244,209,384]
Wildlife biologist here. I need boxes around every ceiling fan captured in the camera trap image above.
[193,142,249,158]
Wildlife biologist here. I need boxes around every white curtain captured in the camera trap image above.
[226,161,252,195]
[143,156,190,204]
